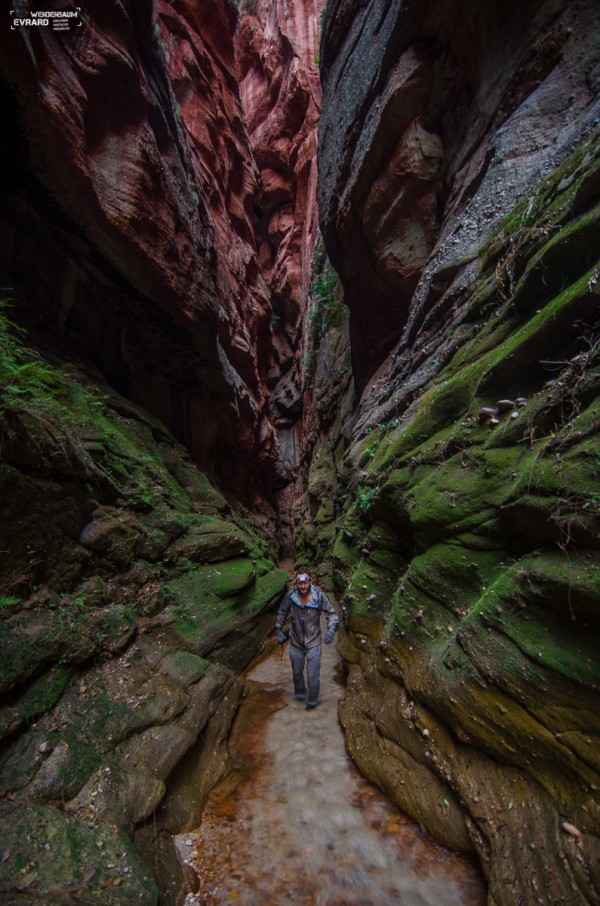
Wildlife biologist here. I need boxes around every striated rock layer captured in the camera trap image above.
[312,1,600,904]
[0,0,319,520]
[234,0,325,545]
[319,0,600,394]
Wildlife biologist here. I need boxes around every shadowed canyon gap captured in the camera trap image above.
[0,0,599,904]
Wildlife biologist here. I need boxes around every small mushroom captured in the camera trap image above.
[478,406,498,422]
[496,399,515,412]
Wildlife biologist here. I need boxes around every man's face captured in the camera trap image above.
[296,574,310,591]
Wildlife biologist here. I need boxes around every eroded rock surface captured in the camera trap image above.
[319,0,600,393]
[234,0,324,540]
[310,2,600,903]
[0,0,321,519]
[0,1,328,899]
[0,317,288,903]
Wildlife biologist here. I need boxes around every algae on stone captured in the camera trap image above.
[0,311,288,900]
[313,132,600,904]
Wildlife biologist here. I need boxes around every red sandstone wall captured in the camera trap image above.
[234,0,324,436]
[0,0,323,522]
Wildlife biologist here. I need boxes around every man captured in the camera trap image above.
[275,568,339,710]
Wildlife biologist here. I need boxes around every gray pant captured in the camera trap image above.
[289,644,322,705]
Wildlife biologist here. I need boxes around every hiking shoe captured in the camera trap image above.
[294,693,307,702]
[306,701,318,710]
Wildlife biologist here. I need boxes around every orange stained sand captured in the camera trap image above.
[180,633,486,906]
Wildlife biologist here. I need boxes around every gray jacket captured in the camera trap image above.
[275,585,339,650]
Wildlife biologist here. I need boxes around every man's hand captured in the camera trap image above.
[275,629,287,644]
[324,630,335,645]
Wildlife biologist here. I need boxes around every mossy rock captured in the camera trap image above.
[307,440,337,498]
[407,447,522,547]
[324,129,600,904]
[511,203,600,315]
[345,559,397,616]
[0,610,96,694]
[462,553,600,687]
[205,558,256,598]
[313,501,335,523]
[165,517,252,564]
[158,446,229,512]
[0,601,137,695]
[158,650,211,684]
[0,666,70,739]
[0,800,158,904]
[78,507,153,568]
[165,562,287,656]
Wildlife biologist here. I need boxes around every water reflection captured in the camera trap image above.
[180,636,486,905]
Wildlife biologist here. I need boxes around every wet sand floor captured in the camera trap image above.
[179,634,486,906]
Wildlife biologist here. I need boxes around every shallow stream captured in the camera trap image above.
[179,632,486,905]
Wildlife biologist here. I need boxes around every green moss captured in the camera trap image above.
[0,595,21,609]
[0,800,158,903]
[0,612,66,693]
[165,517,253,565]
[345,559,397,616]
[324,133,600,885]
[166,561,287,654]
[254,556,276,577]
[226,565,288,618]
[361,268,597,510]
[303,242,344,376]
[159,650,210,684]
[206,558,255,598]
[0,666,71,739]
[451,552,600,689]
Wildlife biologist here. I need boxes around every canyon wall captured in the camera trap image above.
[0,0,322,902]
[0,332,289,902]
[311,0,600,903]
[0,0,320,521]
[233,0,324,544]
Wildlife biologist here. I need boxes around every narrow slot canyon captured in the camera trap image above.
[0,2,599,905]
[177,616,487,906]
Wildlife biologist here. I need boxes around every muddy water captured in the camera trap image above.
[179,634,486,906]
